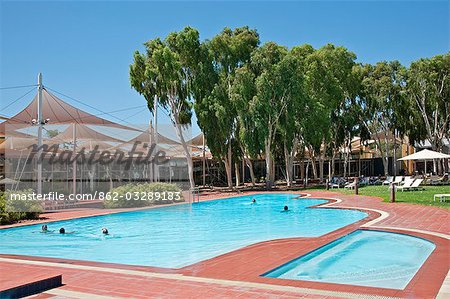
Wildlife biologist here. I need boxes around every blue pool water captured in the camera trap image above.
[264,230,435,289]
[0,194,367,268]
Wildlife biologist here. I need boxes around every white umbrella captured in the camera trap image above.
[398,149,450,160]
[398,149,450,174]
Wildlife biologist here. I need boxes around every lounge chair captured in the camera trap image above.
[398,179,424,192]
[344,181,357,189]
[382,176,393,185]
[396,179,415,192]
[369,177,382,185]
[431,174,448,185]
[359,177,369,186]
[329,177,346,189]
[401,177,415,186]
[392,176,404,185]
[433,194,450,202]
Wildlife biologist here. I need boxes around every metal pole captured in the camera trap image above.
[37,73,43,195]
[393,129,397,175]
[355,177,359,195]
[202,134,206,187]
[72,124,77,196]
[153,95,159,182]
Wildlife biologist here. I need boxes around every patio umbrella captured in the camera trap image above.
[398,149,450,160]
[398,149,450,174]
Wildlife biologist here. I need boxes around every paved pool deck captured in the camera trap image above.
[0,190,448,299]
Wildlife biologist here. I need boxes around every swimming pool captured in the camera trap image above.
[263,230,435,289]
[0,194,367,268]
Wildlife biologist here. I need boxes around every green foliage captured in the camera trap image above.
[131,26,449,184]
[103,183,184,209]
[130,26,202,188]
[405,53,450,151]
[193,26,260,187]
[0,190,43,225]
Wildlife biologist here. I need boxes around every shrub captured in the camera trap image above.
[103,182,184,209]
[0,190,43,225]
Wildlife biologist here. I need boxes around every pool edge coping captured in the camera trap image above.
[0,191,448,298]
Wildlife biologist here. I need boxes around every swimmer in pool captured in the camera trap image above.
[41,224,48,232]
[251,198,256,203]
[102,228,109,235]
[59,227,74,234]
[282,205,289,212]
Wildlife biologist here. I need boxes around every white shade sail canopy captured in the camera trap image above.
[398,149,450,161]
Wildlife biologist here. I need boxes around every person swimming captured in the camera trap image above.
[58,227,74,234]
[41,224,48,232]
[251,198,256,203]
[102,228,109,235]
[282,205,289,212]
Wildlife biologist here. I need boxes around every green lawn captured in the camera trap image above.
[329,185,450,209]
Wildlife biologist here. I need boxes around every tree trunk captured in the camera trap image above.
[284,142,293,187]
[174,126,195,189]
[319,142,327,183]
[245,158,256,187]
[242,155,256,187]
[309,148,318,179]
[300,158,305,182]
[384,136,390,176]
[331,150,336,177]
[234,161,240,187]
[223,143,233,189]
[170,97,196,189]
[239,144,256,187]
[265,138,273,189]
[343,152,348,178]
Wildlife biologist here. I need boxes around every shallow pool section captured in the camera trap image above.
[263,230,435,289]
[0,194,366,268]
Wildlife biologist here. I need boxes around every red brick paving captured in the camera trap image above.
[1,189,449,298]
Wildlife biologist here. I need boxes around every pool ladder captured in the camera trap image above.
[190,187,200,203]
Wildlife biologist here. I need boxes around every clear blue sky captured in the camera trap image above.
[1,1,449,136]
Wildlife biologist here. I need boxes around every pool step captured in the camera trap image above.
[0,274,62,298]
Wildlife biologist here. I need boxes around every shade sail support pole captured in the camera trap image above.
[37,73,43,195]
[202,134,206,187]
[153,95,159,182]
[73,124,77,196]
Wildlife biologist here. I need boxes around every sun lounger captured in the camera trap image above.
[398,179,424,191]
[410,178,424,190]
[382,176,393,185]
[392,176,404,185]
[433,194,450,202]
[329,177,346,189]
[396,179,415,192]
[359,177,369,186]
[401,177,415,186]
[431,174,449,185]
[344,181,357,189]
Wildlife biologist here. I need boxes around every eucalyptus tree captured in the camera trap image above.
[130,26,200,189]
[277,45,314,186]
[194,27,259,188]
[405,53,449,173]
[247,42,290,188]
[231,66,261,186]
[357,61,407,176]
[301,44,358,180]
